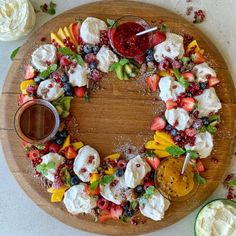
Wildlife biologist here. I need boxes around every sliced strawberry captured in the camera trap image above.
[49,143,61,153]
[18,94,33,106]
[146,156,160,170]
[60,56,71,66]
[143,180,155,190]
[41,142,51,155]
[28,150,40,161]
[110,203,123,220]
[185,128,196,137]
[208,77,220,87]
[70,22,80,44]
[166,100,178,110]
[97,197,110,210]
[191,52,205,64]
[74,86,86,97]
[151,116,166,131]
[65,146,77,159]
[99,210,112,222]
[21,140,32,150]
[196,159,205,172]
[24,65,36,80]
[153,31,166,46]
[85,184,100,196]
[180,97,196,111]
[146,74,160,92]
[134,54,145,64]
[182,72,195,82]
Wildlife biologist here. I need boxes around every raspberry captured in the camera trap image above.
[158,59,170,71]
[84,53,97,63]
[183,34,194,49]
[193,10,206,24]
[172,60,182,69]
[26,85,37,95]
[52,175,64,189]
[91,69,103,82]
[97,197,109,210]
[192,119,203,129]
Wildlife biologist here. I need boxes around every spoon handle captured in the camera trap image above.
[181,153,191,175]
[136,26,158,36]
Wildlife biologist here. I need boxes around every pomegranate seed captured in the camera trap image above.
[136,164,141,168]
[88,155,95,163]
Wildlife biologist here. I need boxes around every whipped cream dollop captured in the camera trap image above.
[40,153,65,182]
[80,17,108,45]
[165,108,191,131]
[195,88,222,117]
[0,0,36,41]
[139,190,170,221]
[96,46,118,73]
[100,176,131,205]
[63,184,97,215]
[69,63,90,87]
[154,33,184,62]
[124,155,151,188]
[37,79,64,101]
[73,145,100,182]
[192,62,216,83]
[31,44,57,72]
[185,131,213,158]
[159,76,185,102]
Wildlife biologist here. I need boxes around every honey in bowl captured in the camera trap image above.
[14,99,60,144]
[156,158,197,201]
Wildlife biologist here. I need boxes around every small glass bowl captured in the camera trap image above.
[155,157,199,202]
[194,198,236,236]
[14,99,60,144]
[108,15,153,58]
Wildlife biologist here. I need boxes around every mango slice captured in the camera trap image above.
[47,185,68,203]
[154,149,171,158]
[154,131,175,146]
[20,80,37,95]
[50,32,65,47]
[105,153,121,160]
[90,173,100,183]
[186,40,204,55]
[64,26,76,45]
[72,141,84,151]
[105,167,116,175]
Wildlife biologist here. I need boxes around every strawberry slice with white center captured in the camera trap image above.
[153,31,166,46]
[208,77,220,87]
[151,116,166,131]
[146,74,160,92]
[24,65,36,80]
[185,128,196,137]
[110,203,123,220]
[180,97,196,111]
[195,159,205,172]
[191,52,205,64]
[146,156,160,170]
[166,100,178,110]
[182,72,195,82]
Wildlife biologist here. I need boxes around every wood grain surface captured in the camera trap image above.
[0,1,236,235]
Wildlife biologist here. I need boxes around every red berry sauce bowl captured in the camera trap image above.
[109,15,153,58]
[14,99,60,144]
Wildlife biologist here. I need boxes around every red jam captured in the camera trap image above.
[112,22,150,58]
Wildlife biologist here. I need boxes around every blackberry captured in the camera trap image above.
[126,209,134,217]
[83,44,93,54]
[202,116,209,126]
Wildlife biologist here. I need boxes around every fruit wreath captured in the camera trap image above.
[17,16,222,224]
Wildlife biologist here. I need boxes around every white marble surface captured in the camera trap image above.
[0,0,235,235]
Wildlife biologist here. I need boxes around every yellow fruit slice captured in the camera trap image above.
[57,27,67,41]
[145,140,159,149]
[64,26,77,45]
[90,173,100,183]
[199,49,204,55]
[20,80,37,95]
[159,71,171,77]
[50,32,65,47]
[105,167,116,175]
[47,185,68,194]
[154,149,171,158]
[69,23,78,45]
[59,135,70,152]
[154,131,175,146]
[186,40,202,54]
[50,191,64,203]
[104,153,121,160]
[72,141,84,151]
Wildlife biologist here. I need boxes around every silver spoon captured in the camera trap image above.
[181,153,191,175]
[136,26,158,36]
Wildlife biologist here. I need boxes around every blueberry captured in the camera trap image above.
[56,137,64,145]
[165,124,172,131]
[63,83,73,92]
[65,90,73,96]
[135,185,144,194]
[89,61,98,70]
[146,54,154,62]
[126,209,134,217]
[61,74,69,83]
[60,130,68,138]
[83,44,93,54]
[149,171,155,180]
[93,45,100,54]
[202,116,209,126]
[123,202,130,211]
[146,48,154,56]
[199,82,208,90]
[170,128,178,137]
[34,76,43,84]
[71,175,80,186]
[116,168,124,177]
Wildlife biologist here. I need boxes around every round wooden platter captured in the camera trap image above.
[0,0,236,235]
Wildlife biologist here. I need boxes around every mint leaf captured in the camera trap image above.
[206,125,217,134]
[160,24,167,32]
[209,114,220,123]
[119,215,127,223]
[119,58,129,66]
[131,201,138,210]
[75,54,85,66]
[100,175,115,186]
[34,144,45,150]
[178,76,189,89]
[109,62,120,71]
[228,179,236,187]
[173,68,181,79]
[146,186,155,195]
[166,146,185,157]
[10,47,21,60]
[40,63,58,78]
[145,150,156,157]
[47,8,55,15]
[106,18,116,27]
[181,57,190,65]
[49,1,56,9]
[84,91,90,102]
[46,161,56,169]
[90,180,99,191]
[36,163,48,175]
[194,173,207,185]
[40,1,56,15]
[58,47,75,56]
[186,150,199,159]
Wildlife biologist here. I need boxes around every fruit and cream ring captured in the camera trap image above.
[17,16,222,224]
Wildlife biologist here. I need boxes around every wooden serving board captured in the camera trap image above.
[0,1,236,235]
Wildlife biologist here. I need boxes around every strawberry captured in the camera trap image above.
[28,150,40,160]
[151,116,166,131]
[85,184,100,196]
[18,94,33,106]
[191,52,205,64]
[97,197,110,210]
[24,65,36,80]
[153,31,166,46]
[166,100,178,110]
[110,204,123,220]
[49,143,61,153]
[99,210,112,222]
[208,77,220,87]
[60,56,71,66]
[143,180,155,190]
[41,142,51,155]
[74,86,86,97]
[185,128,196,137]
[65,146,77,159]
[180,97,196,111]
[182,72,195,82]
[70,22,80,44]
[134,54,145,64]
[196,159,205,172]
[146,156,160,170]
[146,74,160,92]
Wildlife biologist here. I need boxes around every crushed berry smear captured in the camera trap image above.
[193,10,206,24]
